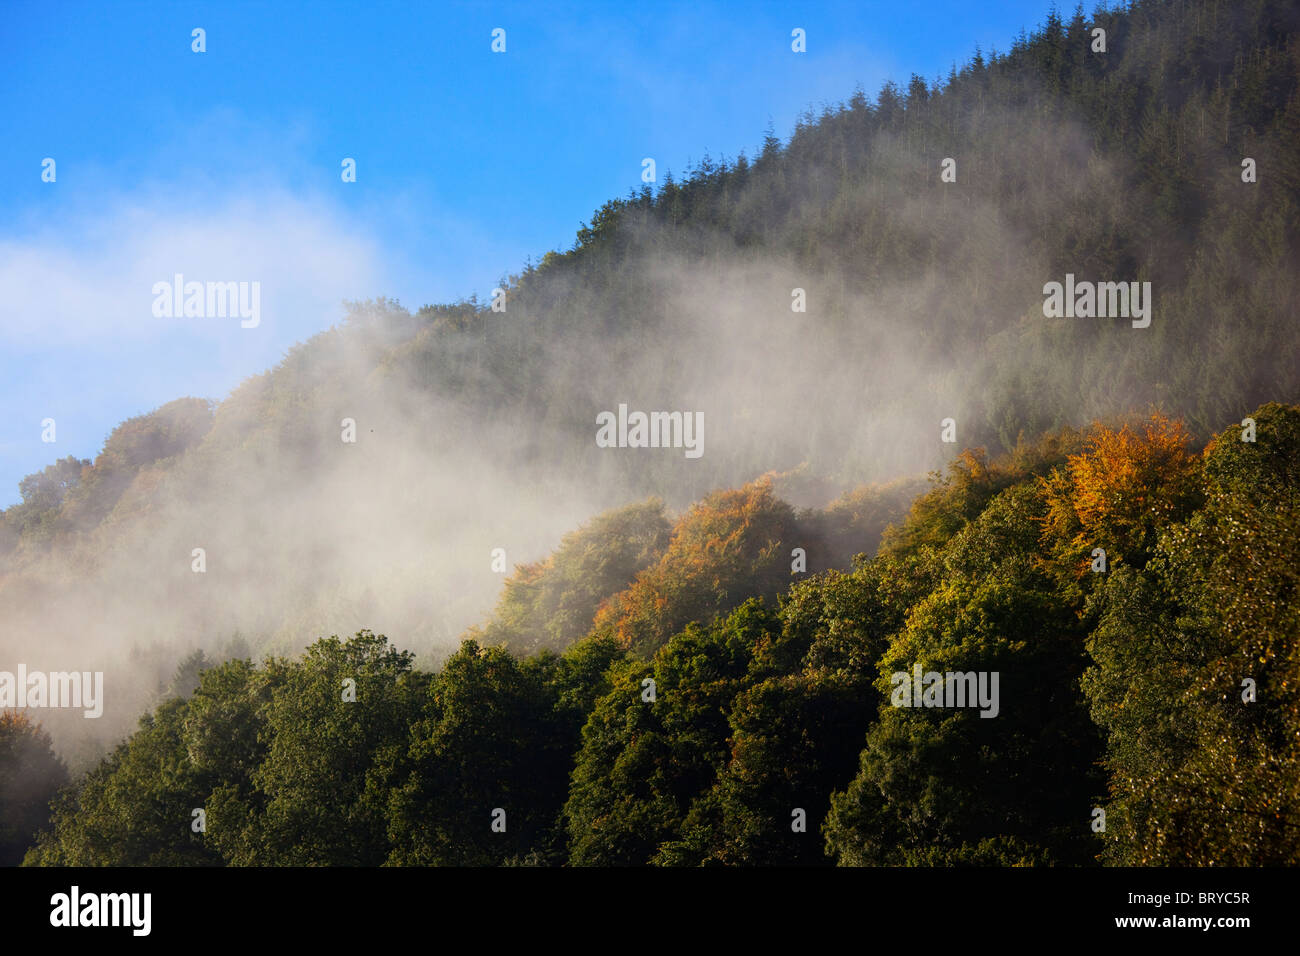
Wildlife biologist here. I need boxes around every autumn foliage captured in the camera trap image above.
[592,480,799,656]
[1040,412,1203,574]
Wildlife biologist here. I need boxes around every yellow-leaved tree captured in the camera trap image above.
[1040,412,1203,577]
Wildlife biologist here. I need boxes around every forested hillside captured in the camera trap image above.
[12,403,1299,866]
[2,0,1298,865]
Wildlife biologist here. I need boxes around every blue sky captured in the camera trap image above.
[0,0,1064,506]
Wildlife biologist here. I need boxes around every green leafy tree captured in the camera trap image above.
[1086,403,1300,864]
[0,713,68,865]
[476,499,670,655]
[26,699,219,866]
[567,601,773,864]
[386,640,574,865]
[826,484,1101,865]
[209,631,420,866]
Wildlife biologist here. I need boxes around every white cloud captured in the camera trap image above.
[0,189,385,351]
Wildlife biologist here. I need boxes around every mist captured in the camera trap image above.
[3,66,1295,771]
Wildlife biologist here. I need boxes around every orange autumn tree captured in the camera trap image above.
[592,479,799,656]
[1040,412,1203,576]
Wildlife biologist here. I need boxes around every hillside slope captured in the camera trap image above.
[1,0,1297,762]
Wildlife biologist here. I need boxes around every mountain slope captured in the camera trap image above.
[1,0,1297,760]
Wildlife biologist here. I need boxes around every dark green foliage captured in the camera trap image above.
[825,484,1102,866]
[0,714,68,866]
[385,641,574,865]
[664,671,877,866]
[566,601,773,866]
[26,698,221,866]
[211,632,421,866]
[1084,402,1300,864]
[796,479,924,573]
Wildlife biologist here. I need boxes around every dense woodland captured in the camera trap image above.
[2,0,1298,865]
[6,403,1298,866]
